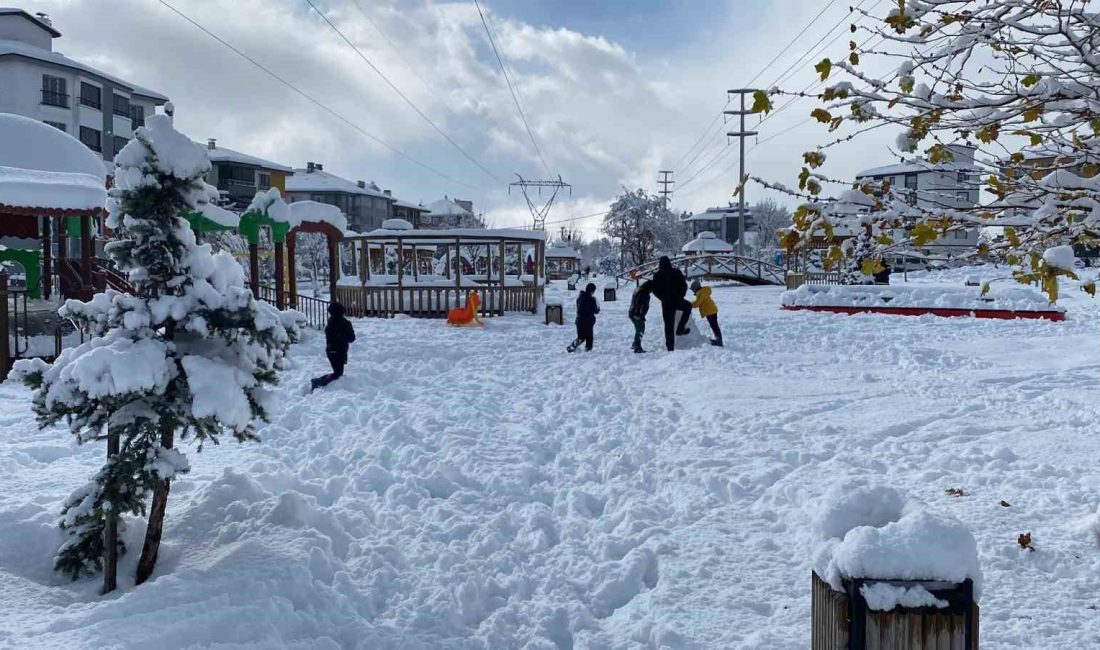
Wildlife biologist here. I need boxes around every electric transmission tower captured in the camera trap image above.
[509,174,571,231]
[657,170,674,208]
[725,88,759,256]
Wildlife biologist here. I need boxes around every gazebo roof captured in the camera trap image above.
[0,113,107,215]
[288,200,348,232]
[682,231,734,253]
[545,242,581,258]
[350,226,546,245]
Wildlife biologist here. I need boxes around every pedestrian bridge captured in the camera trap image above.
[617,253,786,286]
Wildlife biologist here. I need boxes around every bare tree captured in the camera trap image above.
[750,198,792,250]
[601,188,690,267]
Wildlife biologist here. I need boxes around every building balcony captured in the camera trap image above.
[79,97,101,110]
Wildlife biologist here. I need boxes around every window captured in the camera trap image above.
[219,164,254,186]
[43,121,66,132]
[258,173,271,190]
[955,230,969,240]
[113,93,130,118]
[113,136,128,156]
[957,171,968,184]
[956,191,970,203]
[130,104,145,130]
[904,173,918,190]
[79,126,102,153]
[41,75,68,107]
[80,82,101,110]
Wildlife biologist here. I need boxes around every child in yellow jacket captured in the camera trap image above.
[690,280,723,347]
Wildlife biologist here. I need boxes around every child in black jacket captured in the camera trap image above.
[567,283,600,352]
[311,302,356,390]
[628,280,654,353]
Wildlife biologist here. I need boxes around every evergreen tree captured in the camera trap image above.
[14,115,301,591]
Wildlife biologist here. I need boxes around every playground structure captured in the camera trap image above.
[337,224,546,318]
[446,292,482,326]
[619,252,786,286]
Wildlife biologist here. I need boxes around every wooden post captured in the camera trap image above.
[365,242,372,283]
[359,240,368,285]
[327,237,338,300]
[287,233,297,308]
[412,244,419,283]
[396,238,404,314]
[0,272,8,381]
[455,238,462,308]
[41,218,52,300]
[274,241,285,310]
[498,240,505,314]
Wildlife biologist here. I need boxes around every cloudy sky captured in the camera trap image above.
[32,0,904,237]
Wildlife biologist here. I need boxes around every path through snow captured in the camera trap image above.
[1,269,1099,648]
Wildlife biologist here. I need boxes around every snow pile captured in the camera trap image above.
[682,231,734,254]
[0,113,107,210]
[1043,245,1077,272]
[288,200,348,232]
[813,484,982,599]
[246,187,291,224]
[782,283,1062,312]
[859,583,948,612]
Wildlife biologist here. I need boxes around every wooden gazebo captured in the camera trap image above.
[0,113,107,301]
[544,241,582,280]
[338,222,545,318]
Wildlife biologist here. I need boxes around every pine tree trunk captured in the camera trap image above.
[135,425,174,585]
[102,431,120,594]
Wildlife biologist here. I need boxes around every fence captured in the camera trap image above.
[255,284,330,330]
[334,285,542,319]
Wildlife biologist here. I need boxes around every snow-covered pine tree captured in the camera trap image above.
[14,115,302,592]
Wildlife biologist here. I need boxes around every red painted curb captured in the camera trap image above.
[781,305,1066,321]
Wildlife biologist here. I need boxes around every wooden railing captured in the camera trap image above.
[619,253,786,286]
[334,284,542,319]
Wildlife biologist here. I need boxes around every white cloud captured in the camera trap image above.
[28,0,907,239]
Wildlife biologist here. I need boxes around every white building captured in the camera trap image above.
[285,163,393,233]
[856,144,981,255]
[0,8,168,163]
[424,197,482,229]
[681,205,754,246]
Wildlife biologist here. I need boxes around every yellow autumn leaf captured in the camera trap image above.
[751,90,773,114]
[815,58,832,81]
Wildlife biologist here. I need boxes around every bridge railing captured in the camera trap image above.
[617,253,787,286]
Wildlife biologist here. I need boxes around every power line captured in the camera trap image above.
[743,0,841,89]
[156,0,480,190]
[303,0,506,185]
[473,0,553,177]
[349,0,438,97]
[670,105,726,173]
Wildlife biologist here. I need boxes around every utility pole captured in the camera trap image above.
[725,89,759,256]
[509,174,571,231]
[657,170,674,209]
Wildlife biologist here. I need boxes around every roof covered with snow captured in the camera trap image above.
[682,206,750,222]
[202,144,293,173]
[287,200,348,232]
[426,198,472,217]
[546,242,581,258]
[285,169,388,198]
[682,231,734,253]
[356,226,545,244]
[394,198,429,212]
[0,38,168,102]
[0,113,106,211]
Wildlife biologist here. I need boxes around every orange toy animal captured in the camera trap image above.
[446,291,482,326]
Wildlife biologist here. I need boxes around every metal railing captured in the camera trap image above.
[334,284,542,319]
[255,284,329,330]
[41,90,69,108]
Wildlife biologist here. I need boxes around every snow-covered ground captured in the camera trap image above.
[2,267,1099,648]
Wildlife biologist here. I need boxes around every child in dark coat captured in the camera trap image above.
[628,280,654,353]
[567,283,600,352]
[311,302,356,390]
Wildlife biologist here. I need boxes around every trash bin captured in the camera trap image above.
[544,303,563,325]
[812,572,978,650]
[603,286,616,302]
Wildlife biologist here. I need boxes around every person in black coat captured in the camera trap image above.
[650,256,692,351]
[311,302,356,390]
[567,283,600,352]
[628,280,654,353]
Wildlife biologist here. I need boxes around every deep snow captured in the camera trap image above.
[1,268,1100,648]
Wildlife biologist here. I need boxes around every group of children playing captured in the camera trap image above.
[567,277,723,354]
